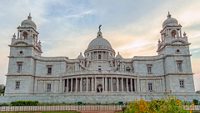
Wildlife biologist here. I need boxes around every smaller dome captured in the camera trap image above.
[162,12,178,28]
[78,52,85,59]
[21,14,37,29]
[116,52,122,59]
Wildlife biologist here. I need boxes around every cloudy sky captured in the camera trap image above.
[0,0,200,90]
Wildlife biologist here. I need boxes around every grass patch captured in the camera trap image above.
[116,111,200,113]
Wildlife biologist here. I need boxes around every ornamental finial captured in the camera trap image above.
[183,32,187,37]
[167,11,171,18]
[97,25,102,37]
[28,13,32,20]
[98,25,102,32]
[13,33,16,38]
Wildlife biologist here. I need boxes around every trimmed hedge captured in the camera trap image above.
[118,101,124,105]
[0,103,9,106]
[193,99,199,105]
[10,100,39,106]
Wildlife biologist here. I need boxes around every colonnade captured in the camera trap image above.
[64,77,136,93]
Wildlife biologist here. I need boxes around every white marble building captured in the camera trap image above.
[3,13,197,103]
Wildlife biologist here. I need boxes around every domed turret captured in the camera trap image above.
[116,52,122,59]
[21,13,37,29]
[162,12,178,28]
[78,52,85,59]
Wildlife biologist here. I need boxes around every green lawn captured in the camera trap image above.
[1,111,80,113]
[116,111,200,113]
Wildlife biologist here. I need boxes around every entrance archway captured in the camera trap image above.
[97,84,103,93]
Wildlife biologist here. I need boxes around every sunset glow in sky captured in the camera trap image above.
[0,0,200,90]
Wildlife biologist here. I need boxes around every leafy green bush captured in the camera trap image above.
[10,100,39,106]
[77,102,83,105]
[193,99,199,105]
[0,103,9,106]
[125,97,188,113]
[118,101,124,105]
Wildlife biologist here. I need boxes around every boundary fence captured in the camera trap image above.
[1,105,200,112]
[0,105,123,112]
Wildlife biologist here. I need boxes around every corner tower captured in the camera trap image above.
[157,12,194,93]
[5,14,42,95]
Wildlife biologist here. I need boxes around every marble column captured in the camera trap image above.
[102,77,104,92]
[116,77,119,92]
[105,77,107,92]
[71,78,73,92]
[86,77,88,92]
[76,78,78,92]
[111,77,113,92]
[95,77,97,92]
[126,78,128,92]
[66,79,69,92]
[59,78,62,93]
[130,78,133,92]
[122,78,124,92]
[137,77,140,92]
[134,79,136,92]
[92,77,94,92]
[80,78,82,92]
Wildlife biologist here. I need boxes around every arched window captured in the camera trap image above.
[126,67,131,72]
[171,30,177,38]
[23,32,28,39]
[98,54,101,60]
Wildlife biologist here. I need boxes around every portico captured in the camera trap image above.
[63,76,136,93]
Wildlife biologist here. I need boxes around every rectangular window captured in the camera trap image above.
[15,81,20,89]
[179,80,184,88]
[147,64,152,74]
[148,82,153,92]
[47,65,52,75]
[17,62,23,73]
[177,60,183,72]
[47,83,51,92]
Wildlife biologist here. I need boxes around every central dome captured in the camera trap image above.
[86,30,114,52]
[88,36,112,50]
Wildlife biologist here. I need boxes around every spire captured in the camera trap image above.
[97,25,102,38]
[167,11,171,18]
[28,13,32,20]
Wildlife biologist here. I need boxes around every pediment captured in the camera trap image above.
[171,40,186,45]
[13,41,28,46]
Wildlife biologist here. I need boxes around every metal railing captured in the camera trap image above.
[0,105,122,112]
[1,105,200,112]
